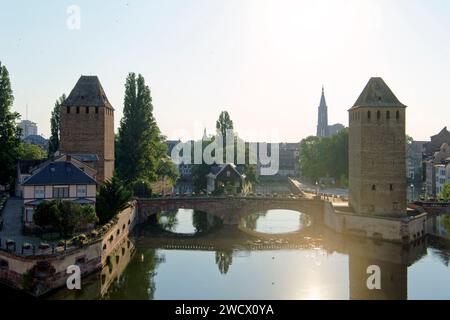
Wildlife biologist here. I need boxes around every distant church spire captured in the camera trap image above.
[316,86,329,138]
[203,128,208,140]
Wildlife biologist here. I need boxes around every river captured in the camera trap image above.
[34,209,450,300]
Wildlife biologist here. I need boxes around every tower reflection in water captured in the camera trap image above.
[47,209,429,300]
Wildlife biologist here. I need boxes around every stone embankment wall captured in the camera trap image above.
[324,201,427,243]
[0,203,137,296]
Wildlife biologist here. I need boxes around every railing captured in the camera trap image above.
[0,236,104,258]
[138,192,307,200]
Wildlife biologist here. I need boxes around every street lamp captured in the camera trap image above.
[410,183,414,202]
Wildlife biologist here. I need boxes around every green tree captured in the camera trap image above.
[116,73,175,186]
[19,142,46,160]
[96,175,133,224]
[438,182,450,202]
[48,94,66,156]
[0,61,21,188]
[76,205,98,230]
[34,200,97,238]
[244,164,259,185]
[216,111,234,139]
[216,110,234,163]
[192,111,257,192]
[34,201,60,227]
[299,129,348,186]
[156,156,179,184]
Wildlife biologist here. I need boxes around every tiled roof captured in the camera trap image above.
[23,161,97,186]
[352,77,406,109]
[70,154,99,162]
[18,159,47,175]
[62,75,114,109]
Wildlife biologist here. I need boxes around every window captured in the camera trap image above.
[76,185,87,197]
[377,111,381,120]
[34,186,45,199]
[67,106,70,113]
[95,107,99,114]
[396,111,400,120]
[53,186,69,198]
[368,111,371,120]
[25,208,34,222]
[372,185,376,191]
[86,107,89,114]
[390,184,393,191]
[0,259,8,270]
[386,111,390,119]
[76,106,80,114]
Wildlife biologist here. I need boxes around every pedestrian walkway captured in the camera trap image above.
[0,198,42,247]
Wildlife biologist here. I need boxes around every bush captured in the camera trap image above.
[34,200,97,238]
[130,179,152,198]
[96,175,133,225]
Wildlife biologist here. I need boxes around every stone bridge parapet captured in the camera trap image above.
[137,196,325,225]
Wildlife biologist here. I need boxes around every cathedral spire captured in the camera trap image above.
[320,85,327,108]
[317,86,329,138]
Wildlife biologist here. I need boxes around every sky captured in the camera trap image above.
[1,0,450,142]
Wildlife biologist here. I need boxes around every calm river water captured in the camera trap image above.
[38,209,450,300]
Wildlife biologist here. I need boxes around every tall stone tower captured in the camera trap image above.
[316,86,329,138]
[348,77,406,216]
[60,76,115,183]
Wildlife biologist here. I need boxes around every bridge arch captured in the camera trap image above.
[137,197,325,226]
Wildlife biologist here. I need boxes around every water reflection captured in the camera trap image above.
[155,209,221,235]
[215,250,233,274]
[243,209,311,234]
[39,213,450,300]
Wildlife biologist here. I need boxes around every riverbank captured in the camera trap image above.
[0,201,138,297]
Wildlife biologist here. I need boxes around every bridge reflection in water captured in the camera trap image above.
[47,208,431,300]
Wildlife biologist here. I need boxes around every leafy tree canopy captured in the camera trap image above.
[0,61,21,188]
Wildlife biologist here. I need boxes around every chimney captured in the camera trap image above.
[67,155,72,162]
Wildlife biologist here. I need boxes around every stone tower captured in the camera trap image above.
[60,76,115,183]
[348,77,406,216]
[316,86,329,138]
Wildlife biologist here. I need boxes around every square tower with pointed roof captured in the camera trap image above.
[348,77,406,216]
[60,76,114,183]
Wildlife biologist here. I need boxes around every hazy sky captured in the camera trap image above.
[1,0,450,142]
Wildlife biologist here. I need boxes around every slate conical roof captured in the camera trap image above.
[62,75,114,110]
[319,86,327,108]
[351,77,406,109]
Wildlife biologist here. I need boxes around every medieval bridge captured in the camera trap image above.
[137,196,325,225]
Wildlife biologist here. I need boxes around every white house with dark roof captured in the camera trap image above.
[206,164,246,194]
[21,159,97,225]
